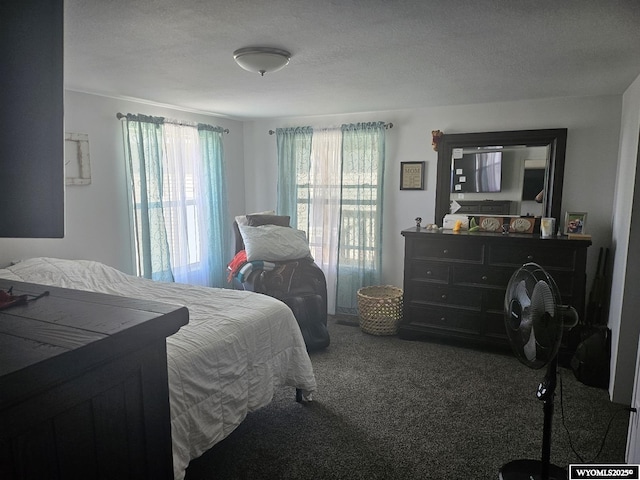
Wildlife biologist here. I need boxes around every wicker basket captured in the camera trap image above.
[357,285,403,336]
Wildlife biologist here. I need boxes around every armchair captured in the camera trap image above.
[230,216,330,351]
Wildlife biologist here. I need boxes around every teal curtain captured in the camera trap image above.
[275,122,387,316]
[336,122,386,314]
[276,126,313,227]
[123,114,174,282]
[122,114,230,287]
[199,124,231,288]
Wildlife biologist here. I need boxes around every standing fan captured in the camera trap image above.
[499,263,579,480]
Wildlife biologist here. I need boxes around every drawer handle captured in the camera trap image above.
[440,317,446,322]
[527,255,534,260]
[443,249,449,254]
[441,294,447,300]
[426,270,432,276]
[482,275,488,281]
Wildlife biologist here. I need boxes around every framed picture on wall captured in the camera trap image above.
[564,212,587,235]
[400,162,425,190]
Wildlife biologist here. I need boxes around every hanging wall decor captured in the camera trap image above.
[400,161,425,190]
[65,132,91,185]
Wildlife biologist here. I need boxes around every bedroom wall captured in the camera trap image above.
[0,90,631,402]
[610,73,640,407]
[0,91,245,274]
[243,94,628,397]
[244,95,621,291]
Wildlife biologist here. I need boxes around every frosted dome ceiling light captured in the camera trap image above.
[233,47,291,76]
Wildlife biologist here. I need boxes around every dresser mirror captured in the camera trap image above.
[434,129,568,225]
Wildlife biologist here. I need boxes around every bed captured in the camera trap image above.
[0,257,317,480]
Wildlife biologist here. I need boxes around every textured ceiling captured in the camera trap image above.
[64,0,640,120]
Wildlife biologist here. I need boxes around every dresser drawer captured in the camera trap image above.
[404,304,483,335]
[407,260,449,283]
[411,238,483,263]
[480,204,509,214]
[485,312,509,341]
[451,265,514,288]
[485,289,507,312]
[409,284,482,309]
[400,228,590,357]
[487,244,575,269]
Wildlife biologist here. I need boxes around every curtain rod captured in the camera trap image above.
[116,112,230,134]
[268,122,393,135]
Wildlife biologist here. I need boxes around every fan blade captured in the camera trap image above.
[523,325,537,362]
[513,280,534,345]
[516,280,531,308]
[531,280,554,315]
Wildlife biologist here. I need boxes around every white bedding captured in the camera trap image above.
[0,257,317,480]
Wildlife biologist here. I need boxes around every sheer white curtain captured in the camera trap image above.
[308,128,342,315]
[276,122,386,316]
[161,122,210,285]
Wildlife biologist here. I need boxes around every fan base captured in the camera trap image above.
[499,459,567,480]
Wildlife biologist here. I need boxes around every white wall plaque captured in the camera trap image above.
[65,132,91,185]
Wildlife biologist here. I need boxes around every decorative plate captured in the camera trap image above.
[480,217,502,232]
[510,217,534,234]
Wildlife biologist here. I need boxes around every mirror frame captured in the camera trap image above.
[435,128,568,225]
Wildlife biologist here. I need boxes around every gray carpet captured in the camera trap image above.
[185,316,629,479]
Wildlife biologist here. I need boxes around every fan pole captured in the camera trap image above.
[538,355,559,480]
[499,355,565,480]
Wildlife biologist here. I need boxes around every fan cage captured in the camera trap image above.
[504,263,564,369]
[504,264,562,321]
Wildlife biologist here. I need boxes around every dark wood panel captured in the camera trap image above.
[456,200,512,215]
[405,304,483,335]
[11,422,61,480]
[407,260,450,283]
[0,282,186,480]
[0,334,68,377]
[451,264,515,288]
[409,284,482,309]
[92,385,133,480]
[488,243,576,269]
[400,228,590,359]
[1,294,165,334]
[54,401,98,476]
[0,315,106,349]
[0,0,65,238]
[411,237,484,263]
[484,312,509,340]
[0,280,184,315]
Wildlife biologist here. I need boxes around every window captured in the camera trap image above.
[121,114,230,287]
[277,122,387,315]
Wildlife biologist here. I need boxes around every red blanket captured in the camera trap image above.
[227,250,247,282]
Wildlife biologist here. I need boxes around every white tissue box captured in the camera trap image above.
[443,214,469,230]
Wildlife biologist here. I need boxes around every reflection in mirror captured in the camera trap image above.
[449,145,549,217]
[435,129,567,226]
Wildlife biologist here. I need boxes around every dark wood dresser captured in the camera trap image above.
[400,228,590,359]
[0,280,188,480]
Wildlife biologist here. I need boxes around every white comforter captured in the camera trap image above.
[0,257,317,480]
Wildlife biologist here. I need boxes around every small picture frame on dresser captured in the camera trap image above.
[564,212,587,235]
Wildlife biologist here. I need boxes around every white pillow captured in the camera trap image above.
[238,224,312,262]
[235,210,275,227]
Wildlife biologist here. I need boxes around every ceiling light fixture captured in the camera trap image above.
[233,47,291,76]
